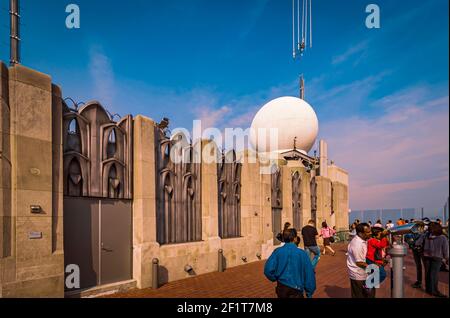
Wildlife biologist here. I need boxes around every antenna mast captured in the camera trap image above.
[299,75,305,99]
[10,0,21,66]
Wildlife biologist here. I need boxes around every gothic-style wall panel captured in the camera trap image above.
[218,151,241,239]
[310,177,317,222]
[271,167,282,209]
[62,101,133,199]
[155,130,202,245]
[331,184,335,215]
[292,171,302,229]
[271,166,283,245]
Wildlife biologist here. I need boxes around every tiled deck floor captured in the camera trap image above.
[106,243,449,298]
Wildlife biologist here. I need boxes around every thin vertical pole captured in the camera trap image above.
[98,199,102,286]
[304,0,308,46]
[302,0,305,42]
[10,0,20,65]
[292,0,295,58]
[310,0,312,47]
[300,75,305,99]
[297,0,300,47]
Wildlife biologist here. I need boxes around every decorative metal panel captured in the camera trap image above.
[271,167,282,209]
[310,176,317,222]
[218,151,241,239]
[331,184,335,215]
[62,101,133,199]
[271,167,283,245]
[292,171,302,229]
[155,129,202,245]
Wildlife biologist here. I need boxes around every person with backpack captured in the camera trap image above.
[320,221,336,256]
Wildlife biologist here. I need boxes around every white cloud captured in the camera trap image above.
[192,105,231,129]
[332,40,369,65]
[321,86,449,211]
[88,47,117,113]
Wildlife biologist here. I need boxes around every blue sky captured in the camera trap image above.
[0,0,448,213]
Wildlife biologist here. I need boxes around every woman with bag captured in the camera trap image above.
[320,221,336,256]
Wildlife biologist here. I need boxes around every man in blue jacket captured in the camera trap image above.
[264,229,316,298]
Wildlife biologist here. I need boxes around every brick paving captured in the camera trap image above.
[106,243,449,298]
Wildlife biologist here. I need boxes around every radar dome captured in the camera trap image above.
[250,96,319,154]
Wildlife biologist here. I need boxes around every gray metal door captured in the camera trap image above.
[100,199,132,285]
[272,208,282,245]
[64,197,132,291]
[64,197,100,290]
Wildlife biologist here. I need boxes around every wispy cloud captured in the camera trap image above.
[192,105,232,129]
[238,0,270,39]
[332,40,369,65]
[88,46,117,112]
[308,71,390,121]
[321,86,449,211]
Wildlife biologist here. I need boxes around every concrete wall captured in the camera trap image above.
[328,164,349,231]
[0,63,64,298]
[315,176,332,227]
[0,63,350,296]
[132,121,278,289]
[0,62,11,298]
[328,164,349,186]
[332,182,349,231]
[131,130,350,290]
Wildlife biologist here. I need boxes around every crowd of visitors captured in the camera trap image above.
[347,217,449,298]
[263,215,448,299]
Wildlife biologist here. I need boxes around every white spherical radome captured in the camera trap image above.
[250,96,319,154]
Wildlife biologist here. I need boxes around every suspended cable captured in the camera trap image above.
[292,0,313,59]
[301,0,305,43]
[304,0,308,48]
[310,0,312,48]
[292,0,295,57]
[297,0,300,48]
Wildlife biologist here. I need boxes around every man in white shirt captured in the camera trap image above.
[386,220,394,230]
[374,219,383,228]
[347,223,375,298]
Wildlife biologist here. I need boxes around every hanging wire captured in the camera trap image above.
[310,0,313,48]
[292,0,295,58]
[301,0,305,43]
[297,0,300,49]
[292,0,312,59]
[305,0,308,48]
